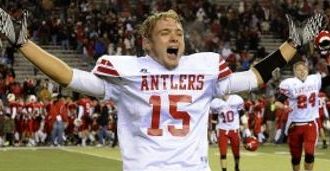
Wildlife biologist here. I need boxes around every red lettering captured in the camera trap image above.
[141,74,205,91]
[160,75,169,90]
[141,76,149,91]
[187,75,196,90]
[196,75,204,90]
[179,75,187,90]
[151,75,159,90]
[170,75,178,89]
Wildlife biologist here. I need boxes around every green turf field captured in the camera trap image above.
[0,144,329,171]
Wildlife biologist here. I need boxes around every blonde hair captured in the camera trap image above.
[293,61,307,70]
[139,10,182,39]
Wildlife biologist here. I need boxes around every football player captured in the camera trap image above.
[249,98,266,143]
[276,60,330,171]
[0,8,327,171]
[210,94,245,171]
[317,92,329,149]
[24,95,40,146]
[49,95,69,146]
[314,30,330,150]
[274,99,290,144]
[77,95,92,146]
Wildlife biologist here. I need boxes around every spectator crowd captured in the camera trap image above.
[0,0,330,148]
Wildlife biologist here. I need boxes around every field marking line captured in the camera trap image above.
[0,146,60,151]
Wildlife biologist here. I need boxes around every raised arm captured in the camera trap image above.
[252,41,296,86]
[221,41,296,94]
[252,13,327,86]
[218,12,327,95]
[0,8,107,98]
[0,8,73,86]
[19,40,73,86]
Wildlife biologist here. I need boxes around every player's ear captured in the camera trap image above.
[142,37,151,52]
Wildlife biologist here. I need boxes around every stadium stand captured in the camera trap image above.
[0,0,329,149]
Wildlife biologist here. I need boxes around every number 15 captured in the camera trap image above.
[148,95,192,137]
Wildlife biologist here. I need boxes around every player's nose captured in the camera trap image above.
[169,33,179,43]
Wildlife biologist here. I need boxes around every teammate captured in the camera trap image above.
[276,60,330,171]
[314,30,330,150]
[77,95,92,146]
[6,93,18,119]
[274,99,290,144]
[317,92,329,149]
[249,98,266,143]
[210,94,245,171]
[0,8,327,171]
[208,108,218,145]
[49,95,68,146]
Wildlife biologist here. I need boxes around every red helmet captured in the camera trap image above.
[244,136,259,151]
[319,91,326,98]
[315,30,330,56]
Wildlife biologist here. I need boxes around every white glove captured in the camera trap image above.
[302,11,328,45]
[287,11,328,47]
[286,14,301,47]
[0,8,28,48]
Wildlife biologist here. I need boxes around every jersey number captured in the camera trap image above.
[147,95,192,137]
[297,92,316,109]
[220,111,234,123]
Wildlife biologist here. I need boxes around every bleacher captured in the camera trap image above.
[13,45,91,82]
[11,0,309,83]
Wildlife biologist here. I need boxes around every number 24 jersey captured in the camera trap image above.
[279,74,321,122]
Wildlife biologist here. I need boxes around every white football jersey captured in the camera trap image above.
[318,93,329,118]
[210,95,244,130]
[279,74,321,123]
[90,52,233,171]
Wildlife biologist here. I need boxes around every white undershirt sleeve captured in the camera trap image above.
[216,70,258,96]
[68,69,106,98]
[324,104,329,119]
[78,106,84,120]
[11,107,17,119]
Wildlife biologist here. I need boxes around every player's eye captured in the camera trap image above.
[160,30,170,36]
[177,32,183,37]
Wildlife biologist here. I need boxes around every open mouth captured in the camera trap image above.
[167,47,178,59]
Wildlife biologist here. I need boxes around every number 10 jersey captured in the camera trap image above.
[210,95,244,130]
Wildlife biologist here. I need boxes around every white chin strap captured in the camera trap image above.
[321,50,330,55]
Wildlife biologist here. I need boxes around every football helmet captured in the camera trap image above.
[243,136,259,151]
[27,95,37,103]
[315,30,330,56]
[7,93,15,102]
[74,118,82,127]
